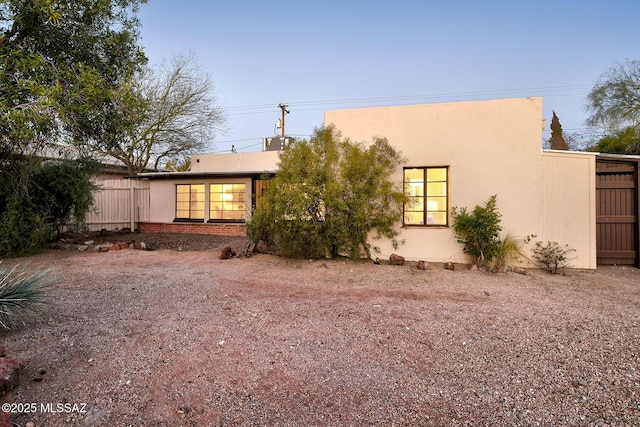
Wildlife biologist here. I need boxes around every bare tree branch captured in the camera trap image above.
[586,59,640,132]
[87,52,226,175]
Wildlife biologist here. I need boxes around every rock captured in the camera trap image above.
[84,240,94,246]
[256,240,280,255]
[0,357,24,396]
[240,242,255,258]
[132,241,146,250]
[389,253,405,266]
[112,241,129,250]
[247,241,256,254]
[444,262,455,270]
[512,266,528,275]
[416,260,428,270]
[571,379,586,387]
[469,264,478,271]
[78,245,89,252]
[219,246,237,260]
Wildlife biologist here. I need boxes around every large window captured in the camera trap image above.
[404,167,448,226]
[176,184,205,221]
[209,183,246,222]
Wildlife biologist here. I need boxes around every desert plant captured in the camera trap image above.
[488,233,526,272]
[248,125,407,260]
[451,195,502,268]
[525,235,576,274]
[0,265,52,329]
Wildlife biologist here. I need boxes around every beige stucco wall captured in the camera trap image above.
[143,97,596,269]
[542,151,597,269]
[149,177,254,223]
[325,97,548,265]
[191,151,279,173]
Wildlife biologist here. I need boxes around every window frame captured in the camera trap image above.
[403,166,449,227]
[208,183,247,223]
[174,184,205,222]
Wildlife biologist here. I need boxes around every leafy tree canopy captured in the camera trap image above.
[0,0,147,157]
[587,126,640,155]
[247,125,407,259]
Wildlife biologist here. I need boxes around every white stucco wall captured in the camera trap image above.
[325,97,549,265]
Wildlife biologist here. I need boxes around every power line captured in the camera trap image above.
[223,84,593,116]
[208,141,264,154]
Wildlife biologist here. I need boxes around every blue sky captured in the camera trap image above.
[138,1,640,153]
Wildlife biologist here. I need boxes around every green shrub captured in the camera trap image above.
[0,195,50,257]
[246,206,273,245]
[0,157,99,257]
[248,126,407,260]
[525,235,576,274]
[0,265,52,329]
[30,158,99,236]
[451,195,502,268]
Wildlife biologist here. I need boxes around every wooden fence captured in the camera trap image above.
[596,157,640,266]
[82,179,150,232]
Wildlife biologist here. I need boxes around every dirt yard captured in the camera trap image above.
[1,233,639,426]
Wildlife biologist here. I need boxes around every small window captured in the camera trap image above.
[404,167,448,226]
[175,184,205,221]
[209,183,247,222]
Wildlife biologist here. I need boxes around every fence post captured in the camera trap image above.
[130,179,135,231]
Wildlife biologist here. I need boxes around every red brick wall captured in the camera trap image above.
[139,222,247,236]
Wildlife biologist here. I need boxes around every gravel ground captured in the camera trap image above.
[0,234,639,426]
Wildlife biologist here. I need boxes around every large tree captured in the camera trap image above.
[70,53,226,175]
[247,126,407,259]
[0,0,146,255]
[548,111,568,150]
[586,59,640,132]
[0,0,146,159]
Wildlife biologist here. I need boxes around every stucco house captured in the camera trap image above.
[138,97,597,269]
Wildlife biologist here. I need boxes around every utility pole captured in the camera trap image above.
[278,104,290,137]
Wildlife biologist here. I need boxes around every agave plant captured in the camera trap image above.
[0,265,52,329]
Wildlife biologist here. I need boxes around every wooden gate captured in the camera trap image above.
[253,177,273,210]
[596,157,640,266]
